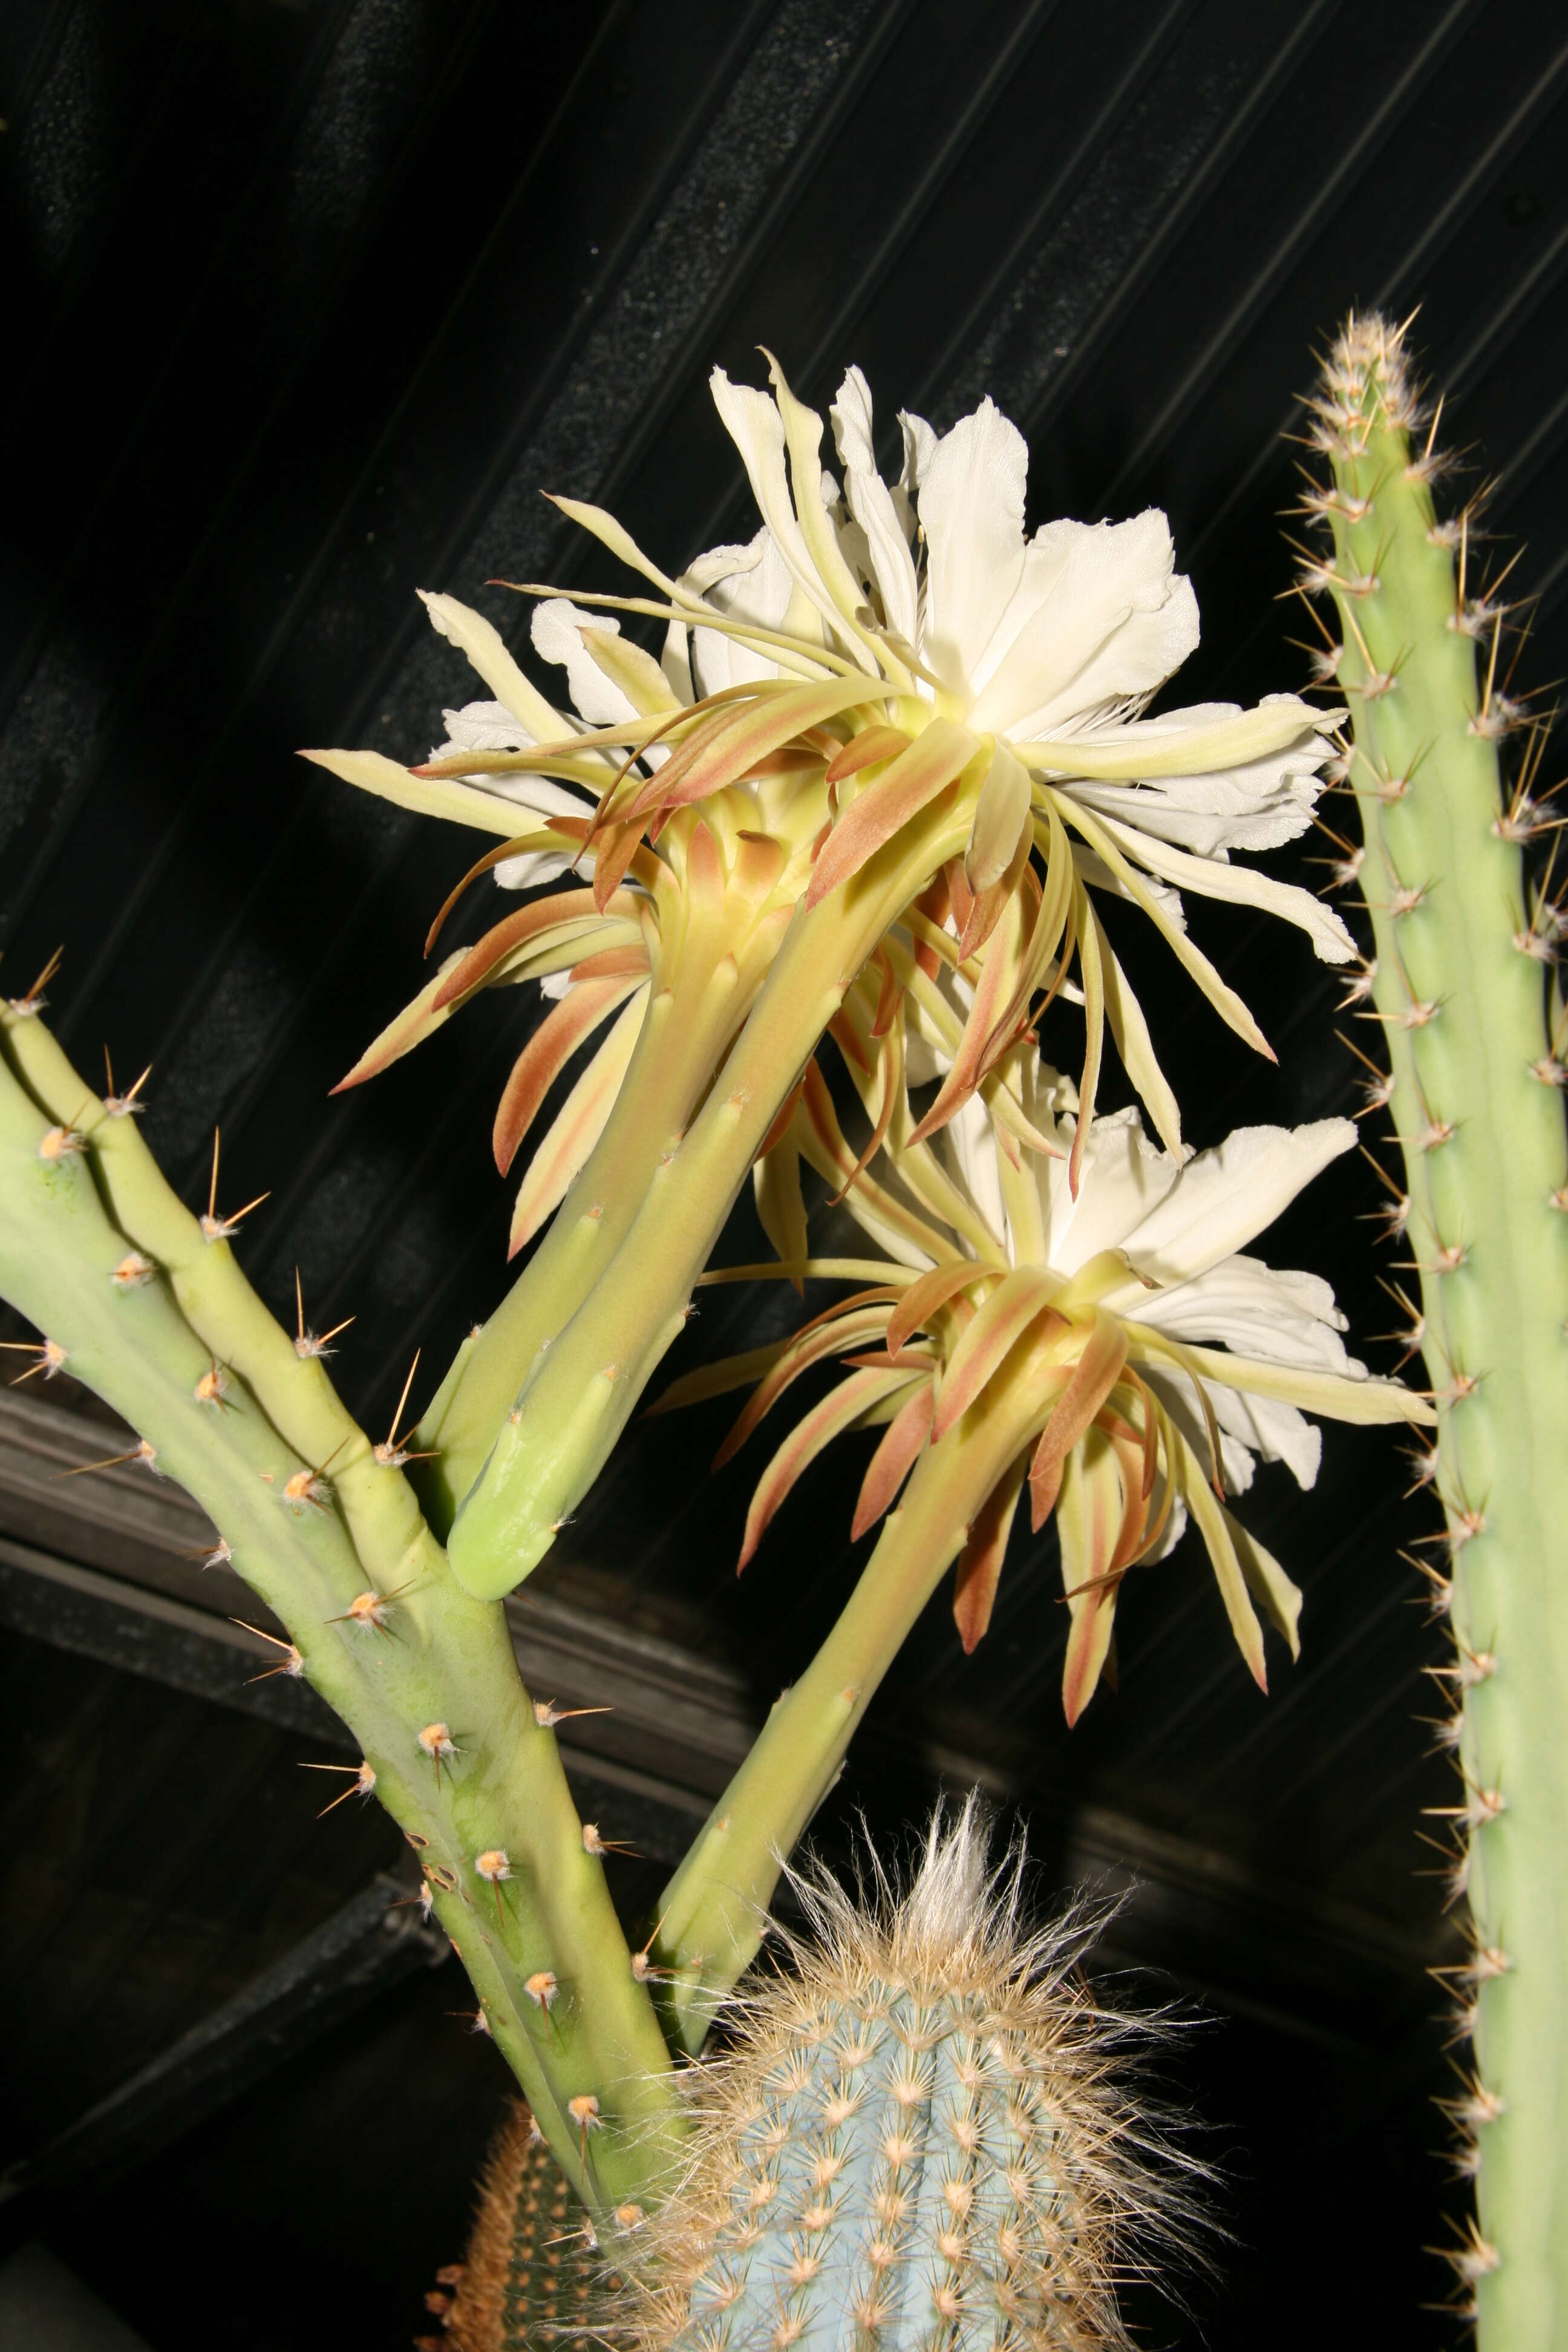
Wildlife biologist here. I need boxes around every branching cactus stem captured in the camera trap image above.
[0,1010,685,2221]
[445,788,975,1599]
[1307,313,1568,2341]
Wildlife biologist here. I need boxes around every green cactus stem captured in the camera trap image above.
[1307,313,1568,2340]
[0,1005,684,2221]
[633,1804,1202,2352]
[411,799,805,1534]
[653,1308,1073,2052]
[444,786,976,1600]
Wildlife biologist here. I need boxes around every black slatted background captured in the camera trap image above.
[2,3,1565,2345]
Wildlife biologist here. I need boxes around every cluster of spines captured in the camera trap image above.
[0,984,684,2218]
[1292,312,1568,2328]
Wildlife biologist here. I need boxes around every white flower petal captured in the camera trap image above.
[494,841,590,892]
[1035,1104,1181,1273]
[830,367,920,645]
[1120,1119,1356,1284]
[425,705,595,838]
[969,512,1198,739]
[434,699,532,751]
[688,529,797,696]
[1148,1486,1189,1560]
[1212,1381,1322,1489]
[494,823,592,893]
[1151,1357,1325,1489]
[898,408,939,497]
[1146,1367,1259,1493]
[420,722,593,890]
[530,599,639,733]
[709,369,849,644]
[665,538,759,698]
[938,1093,1008,1256]
[477,771,592,819]
[419,590,572,745]
[1068,711,1329,856]
[1017,1054,1079,1134]
[915,397,1028,699]
[1138,1256,1354,1371]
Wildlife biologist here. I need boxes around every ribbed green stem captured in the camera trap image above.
[415,857,787,1533]
[653,1330,1048,2053]
[446,790,973,1599]
[1316,319,1568,2339]
[0,1013,683,2220]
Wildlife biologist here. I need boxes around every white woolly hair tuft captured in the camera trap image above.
[622,1795,1218,2352]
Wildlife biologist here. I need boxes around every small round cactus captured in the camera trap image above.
[635,1804,1203,2352]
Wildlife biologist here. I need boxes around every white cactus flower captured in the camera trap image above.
[697,359,1352,961]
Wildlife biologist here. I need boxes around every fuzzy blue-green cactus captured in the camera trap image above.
[0,996,684,2223]
[1303,314,1568,2341]
[632,1807,1200,2352]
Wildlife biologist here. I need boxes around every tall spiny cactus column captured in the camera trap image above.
[1304,314,1568,2341]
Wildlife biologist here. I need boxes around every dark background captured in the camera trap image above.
[1,2,1565,2345]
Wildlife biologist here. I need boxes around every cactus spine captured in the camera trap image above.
[0,1005,685,2221]
[1306,315,1568,2337]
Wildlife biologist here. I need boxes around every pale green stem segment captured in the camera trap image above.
[651,1327,1053,2054]
[445,791,974,1601]
[0,1012,684,2221]
[1319,330,1568,2342]
[414,844,788,1534]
